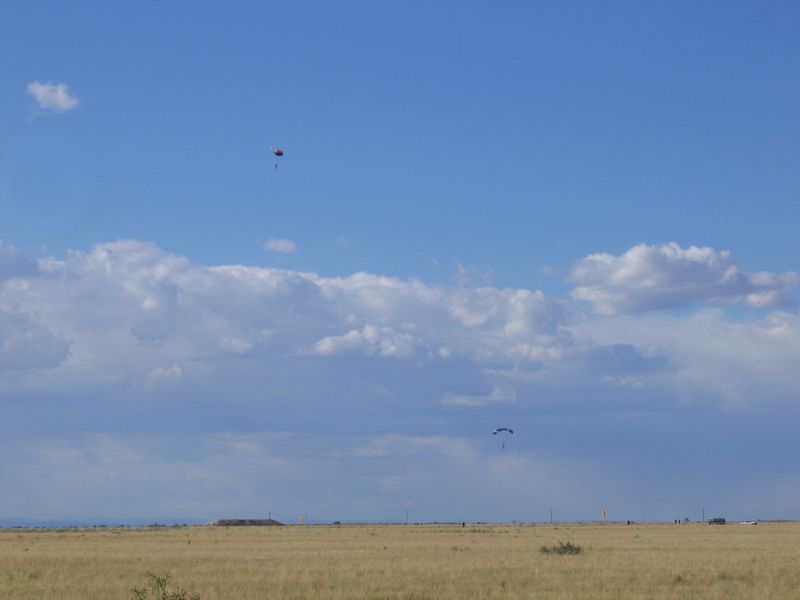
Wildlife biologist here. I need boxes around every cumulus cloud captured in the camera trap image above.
[0,240,571,417]
[263,238,297,254]
[2,239,800,521]
[309,324,418,358]
[25,81,80,113]
[569,243,797,314]
[3,239,797,416]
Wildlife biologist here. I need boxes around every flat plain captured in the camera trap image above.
[1,522,799,599]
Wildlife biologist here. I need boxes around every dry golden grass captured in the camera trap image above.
[2,522,799,599]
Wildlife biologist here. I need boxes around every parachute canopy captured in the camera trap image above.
[272,148,284,157]
[493,427,513,435]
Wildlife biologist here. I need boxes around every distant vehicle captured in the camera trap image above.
[708,517,726,525]
[738,521,757,526]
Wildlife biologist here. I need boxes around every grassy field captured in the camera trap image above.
[1,522,799,599]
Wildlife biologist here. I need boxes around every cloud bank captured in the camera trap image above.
[1,240,798,521]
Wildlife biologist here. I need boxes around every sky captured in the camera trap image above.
[1,1,799,524]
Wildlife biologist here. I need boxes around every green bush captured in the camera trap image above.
[130,572,199,600]
[540,540,583,555]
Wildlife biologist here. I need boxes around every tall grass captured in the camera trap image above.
[1,522,799,599]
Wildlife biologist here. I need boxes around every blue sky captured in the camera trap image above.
[1,1,799,524]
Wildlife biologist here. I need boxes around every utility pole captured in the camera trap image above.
[550,508,553,524]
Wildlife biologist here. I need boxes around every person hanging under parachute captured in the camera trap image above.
[270,146,284,169]
[493,427,514,450]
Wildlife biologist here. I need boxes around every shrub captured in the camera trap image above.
[130,572,199,600]
[540,540,583,555]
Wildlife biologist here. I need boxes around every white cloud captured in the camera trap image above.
[25,81,80,113]
[2,240,800,521]
[0,240,570,414]
[263,238,297,254]
[569,242,797,314]
[309,324,418,358]
[2,239,797,415]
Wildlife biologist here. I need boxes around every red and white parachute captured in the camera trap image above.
[270,146,285,169]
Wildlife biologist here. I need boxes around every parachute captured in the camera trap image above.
[270,146,284,169]
[493,427,513,450]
